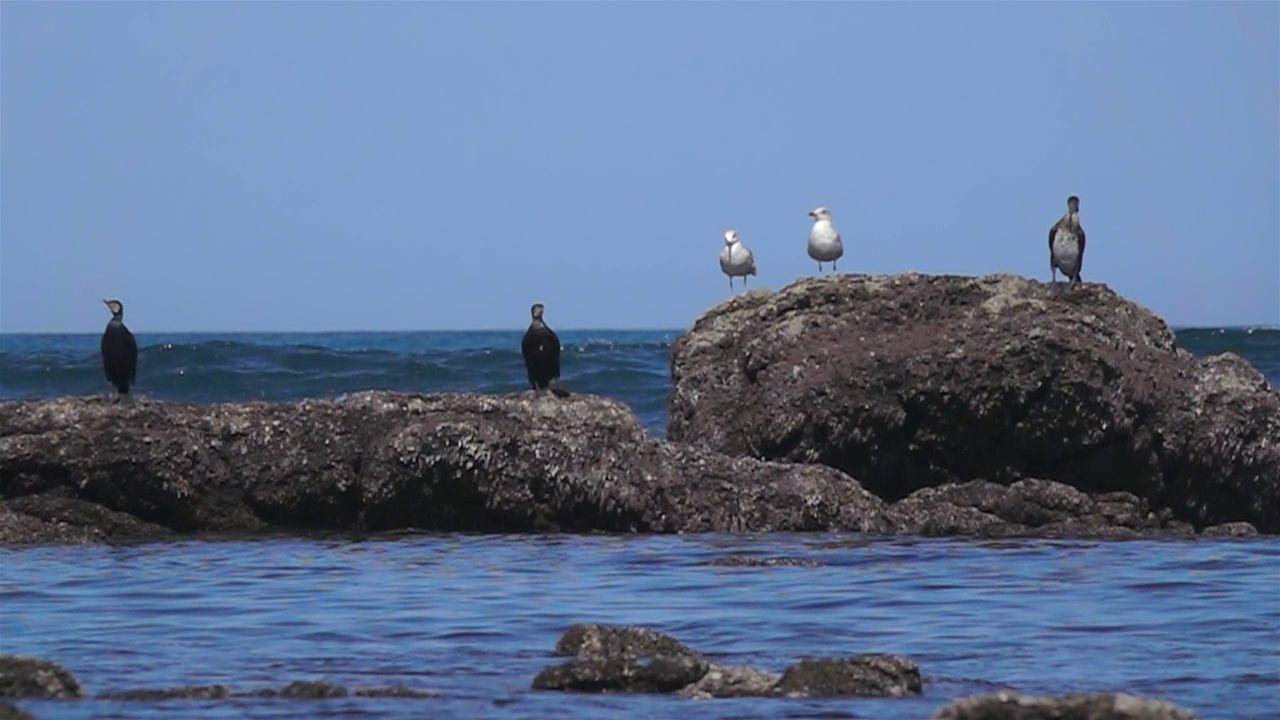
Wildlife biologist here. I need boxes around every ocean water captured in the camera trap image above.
[1,328,1278,719]
[2,535,1278,719]
[0,330,676,434]
[2,327,1277,436]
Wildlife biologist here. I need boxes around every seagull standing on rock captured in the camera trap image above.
[719,229,757,295]
[807,206,843,272]
[1049,195,1086,286]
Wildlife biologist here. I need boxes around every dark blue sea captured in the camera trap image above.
[1,328,1278,719]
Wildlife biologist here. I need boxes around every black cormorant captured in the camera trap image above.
[520,303,561,391]
[100,298,137,395]
[1049,195,1086,285]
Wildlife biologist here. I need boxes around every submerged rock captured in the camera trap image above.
[532,623,919,699]
[535,623,710,693]
[706,555,821,567]
[532,655,710,693]
[0,701,35,720]
[668,273,1280,532]
[0,655,82,699]
[1199,521,1259,537]
[928,690,1198,719]
[351,686,439,698]
[887,478,1202,538]
[0,392,891,541]
[97,686,232,700]
[95,680,434,701]
[775,655,922,697]
[244,681,348,699]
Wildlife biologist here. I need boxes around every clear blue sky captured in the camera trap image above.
[2,2,1277,332]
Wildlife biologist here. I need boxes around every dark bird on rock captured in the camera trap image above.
[100,298,137,395]
[1049,195,1086,285]
[521,303,563,393]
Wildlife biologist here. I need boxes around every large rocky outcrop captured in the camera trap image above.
[0,389,1257,543]
[0,392,890,540]
[668,274,1280,532]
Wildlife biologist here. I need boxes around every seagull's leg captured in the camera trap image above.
[833,259,838,272]
[1051,265,1058,283]
[817,262,823,272]
[728,276,734,295]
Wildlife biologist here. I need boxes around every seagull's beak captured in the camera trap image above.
[102,299,110,306]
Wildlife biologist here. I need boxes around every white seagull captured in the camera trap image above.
[807,205,844,273]
[719,229,757,294]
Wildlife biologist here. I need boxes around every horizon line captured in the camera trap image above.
[0,327,689,336]
[2,325,1278,336]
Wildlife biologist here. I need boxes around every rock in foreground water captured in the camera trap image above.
[668,273,1280,532]
[887,478,1199,538]
[532,623,921,698]
[0,701,34,720]
[0,654,435,706]
[928,690,1198,719]
[533,623,711,693]
[774,656,922,698]
[0,392,891,541]
[0,655,83,699]
[0,650,1201,716]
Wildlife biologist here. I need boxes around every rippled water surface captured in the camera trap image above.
[0,330,676,435]
[3,535,1278,719]
[3,327,1277,438]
